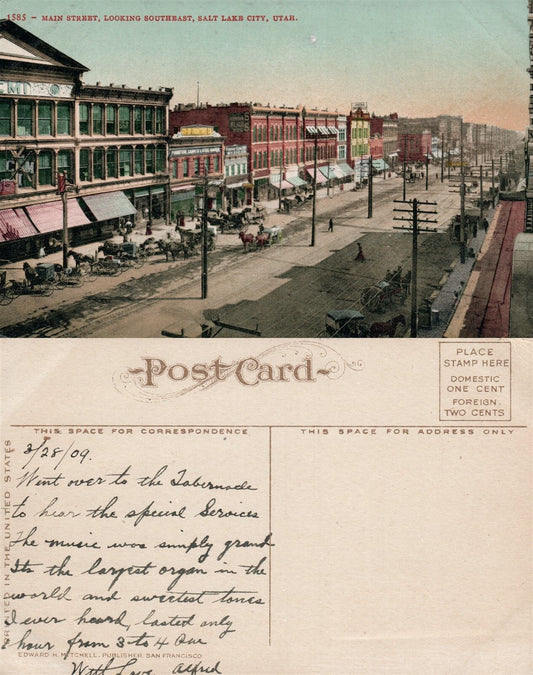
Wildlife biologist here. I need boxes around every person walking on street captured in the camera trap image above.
[355,242,365,262]
[328,217,334,232]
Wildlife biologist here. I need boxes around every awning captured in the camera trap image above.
[307,168,327,184]
[269,176,293,190]
[338,162,354,175]
[388,152,398,158]
[287,176,307,187]
[372,159,390,171]
[317,126,330,135]
[327,126,338,135]
[26,199,91,234]
[81,191,136,222]
[319,167,336,180]
[0,208,38,242]
[306,125,318,135]
[226,181,245,189]
[331,165,346,179]
[171,184,195,193]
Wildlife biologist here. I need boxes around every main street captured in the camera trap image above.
[0,173,464,338]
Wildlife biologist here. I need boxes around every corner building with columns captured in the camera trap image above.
[0,19,172,260]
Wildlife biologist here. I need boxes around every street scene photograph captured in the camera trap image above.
[0,0,530,338]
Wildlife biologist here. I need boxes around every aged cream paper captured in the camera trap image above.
[1,338,531,674]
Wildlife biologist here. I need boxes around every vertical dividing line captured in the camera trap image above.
[268,425,272,646]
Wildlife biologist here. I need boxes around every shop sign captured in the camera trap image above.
[0,81,74,97]
[170,146,221,157]
[228,112,250,133]
[0,179,15,195]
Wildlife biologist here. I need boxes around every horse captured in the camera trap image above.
[68,249,94,265]
[239,230,255,250]
[156,239,189,261]
[255,233,270,249]
[369,314,406,338]
[98,240,123,256]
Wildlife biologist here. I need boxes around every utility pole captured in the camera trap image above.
[310,133,318,247]
[58,172,68,268]
[440,133,444,182]
[425,151,429,191]
[491,159,495,208]
[479,164,484,233]
[367,154,373,218]
[459,120,466,264]
[402,135,407,201]
[393,198,438,337]
[201,174,208,299]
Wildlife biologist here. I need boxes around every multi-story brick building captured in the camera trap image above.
[169,125,224,221]
[348,107,371,181]
[170,103,340,201]
[370,113,399,168]
[0,19,172,260]
[398,131,432,163]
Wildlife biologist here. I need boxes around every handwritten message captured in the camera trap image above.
[3,427,271,675]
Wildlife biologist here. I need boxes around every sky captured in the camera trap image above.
[4,0,529,130]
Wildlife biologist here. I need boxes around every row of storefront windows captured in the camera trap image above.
[252,124,298,143]
[0,99,166,138]
[0,145,166,187]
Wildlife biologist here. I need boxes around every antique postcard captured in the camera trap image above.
[1,1,533,674]
[1,338,532,674]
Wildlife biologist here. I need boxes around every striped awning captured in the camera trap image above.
[269,176,293,190]
[287,175,307,187]
[81,191,136,222]
[307,168,327,184]
[319,166,336,180]
[0,208,38,242]
[26,199,91,234]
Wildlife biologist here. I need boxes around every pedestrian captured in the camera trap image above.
[145,221,152,236]
[482,218,489,232]
[38,246,46,258]
[473,221,478,238]
[355,242,365,262]
[328,217,334,232]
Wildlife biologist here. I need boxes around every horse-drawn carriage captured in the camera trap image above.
[322,310,368,337]
[360,280,407,312]
[98,241,146,268]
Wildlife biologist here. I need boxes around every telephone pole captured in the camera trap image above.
[459,120,466,264]
[201,174,208,299]
[310,133,318,247]
[393,198,438,337]
[440,133,445,182]
[367,155,373,218]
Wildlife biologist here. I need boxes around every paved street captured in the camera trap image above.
[0,173,466,338]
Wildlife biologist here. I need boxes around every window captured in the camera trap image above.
[214,156,219,172]
[92,105,103,134]
[156,146,165,172]
[106,147,117,177]
[106,105,116,134]
[134,107,142,134]
[93,148,104,179]
[18,151,35,188]
[79,148,90,181]
[172,161,177,178]
[17,101,33,136]
[253,153,257,169]
[339,146,346,159]
[338,128,346,142]
[0,101,11,136]
[119,106,131,134]
[119,147,132,176]
[0,151,10,180]
[262,150,267,167]
[57,103,71,135]
[183,158,188,177]
[193,158,199,175]
[56,103,72,136]
[204,157,209,175]
[155,108,164,134]
[57,149,72,181]
[253,127,257,143]
[145,147,154,173]
[38,150,52,185]
[231,164,235,176]
[37,102,52,135]
[134,147,144,174]
[145,108,153,134]
[79,103,89,135]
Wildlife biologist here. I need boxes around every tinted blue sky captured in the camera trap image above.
[6,0,529,129]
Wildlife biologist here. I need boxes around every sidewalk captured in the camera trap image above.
[418,213,492,337]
